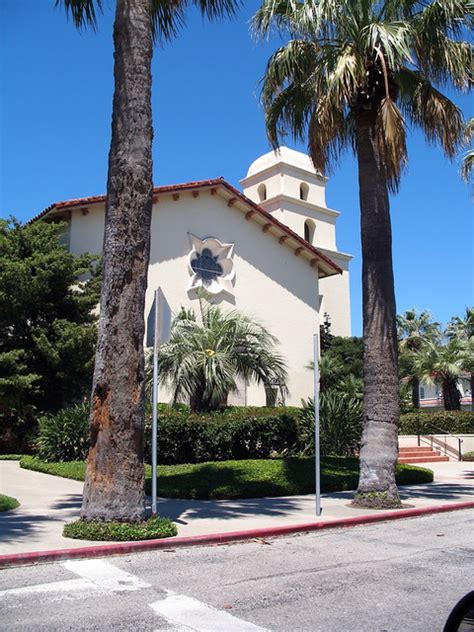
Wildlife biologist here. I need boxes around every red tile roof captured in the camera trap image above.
[29,178,342,276]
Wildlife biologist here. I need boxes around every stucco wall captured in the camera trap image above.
[66,190,322,406]
[318,253,352,337]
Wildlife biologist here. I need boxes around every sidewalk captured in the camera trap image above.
[1,460,473,557]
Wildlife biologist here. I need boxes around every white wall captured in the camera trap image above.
[318,253,352,337]
[66,190,322,406]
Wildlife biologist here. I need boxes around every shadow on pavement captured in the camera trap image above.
[152,496,308,525]
[399,482,473,501]
[0,494,82,546]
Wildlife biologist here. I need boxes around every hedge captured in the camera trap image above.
[399,411,474,435]
[144,407,301,464]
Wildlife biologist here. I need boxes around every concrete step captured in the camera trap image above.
[398,455,450,464]
[399,446,434,453]
[399,450,442,458]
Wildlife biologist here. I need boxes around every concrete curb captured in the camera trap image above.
[1,500,473,569]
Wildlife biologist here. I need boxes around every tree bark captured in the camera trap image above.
[353,110,401,509]
[412,376,420,409]
[442,378,461,411]
[81,0,153,522]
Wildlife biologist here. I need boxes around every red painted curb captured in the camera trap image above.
[1,500,473,569]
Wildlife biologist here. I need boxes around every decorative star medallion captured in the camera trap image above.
[187,234,235,297]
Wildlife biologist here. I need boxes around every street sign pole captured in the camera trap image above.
[150,287,171,517]
[151,288,159,516]
[313,333,321,517]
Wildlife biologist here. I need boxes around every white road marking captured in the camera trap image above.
[63,559,151,592]
[150,591,269,632]
[0,578,98,597]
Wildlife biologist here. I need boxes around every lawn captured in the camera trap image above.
[19,455,433,500]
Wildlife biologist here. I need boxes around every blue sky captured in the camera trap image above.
[1,0,473,336]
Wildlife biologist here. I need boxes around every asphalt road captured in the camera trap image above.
[1,510,473,631]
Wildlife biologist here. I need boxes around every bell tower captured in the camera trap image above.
[240,146,353,336]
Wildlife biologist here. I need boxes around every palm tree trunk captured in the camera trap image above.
[81,0,153,522]
[442,378,461,411]
[353,110,401,509]
[412,377,420,409]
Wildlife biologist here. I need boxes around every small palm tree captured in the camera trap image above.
[253,0,471,508]
[446,307,474,409]
[417,338,467,410]
[151,305,288,412]
[397,309,440,408]
[57,0,239,521]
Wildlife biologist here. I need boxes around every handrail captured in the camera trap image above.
[416,421,464,461]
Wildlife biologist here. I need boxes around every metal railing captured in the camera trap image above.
[417,421,464,461]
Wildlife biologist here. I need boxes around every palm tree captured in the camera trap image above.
[460,118,474,183]
[397,309,440,408]
[57,0,238,522]
[417,338,467,410]
[253,0,471,508]
[151,305,288,412]
[446,307,474,409]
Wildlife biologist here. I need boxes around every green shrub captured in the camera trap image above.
[144,406,300,464]
[462,451,474,461]
[0,454,24,460]
[399,411,474,435]
[36,404,90,462]
[298,392,363,457]
[63,516,177,541]
[0,494,20,512]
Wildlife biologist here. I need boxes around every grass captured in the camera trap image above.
[0,454,25,461]
[63,516,177,541]
[0,494,20,512]
[20,455,433,500]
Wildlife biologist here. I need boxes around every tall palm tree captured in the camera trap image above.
[446,307,474,409]
[397,309,440,408]
[57,0,238,522]
[149,305,288,412]
[253,0,471,507]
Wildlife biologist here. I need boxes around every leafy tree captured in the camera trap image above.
[319,312,334,352]
[253,0,471,507]
[0,219,100,452]
[57,0,239,521]
[323,336,364,381]
[149,305,288,412]
[397,309,440,408]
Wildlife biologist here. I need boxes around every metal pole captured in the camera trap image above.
[313,333,321,517]
[151,289,159,516]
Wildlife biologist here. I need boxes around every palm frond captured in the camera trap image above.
[362,21,413,70]
[55,0,102,29]
[460,149,474,182]
[397,67,464,157]
[376,97,407,192]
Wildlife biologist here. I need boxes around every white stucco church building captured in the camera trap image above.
[32,147,352,406]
